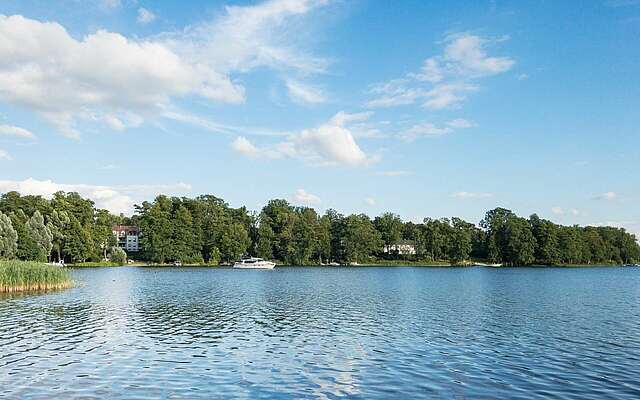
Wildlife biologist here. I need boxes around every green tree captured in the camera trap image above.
[0,211,18,259]
[374,213,403,254]
[480,208,515,263]
[448,217,473,264]
[64,217,93,263]
[325,209,346,263]
[138,196,173,263]
[256,221,275,260]
[25,210,53,262]
[529,214,561,265]
[47,210,70,262]
[343,214,382,264]
[503,216,536,265]
[10,210,42,261]
[169,205,202,263]
[93,209,116,261]
[259,199,297,262]
[423,218,451,261]
[218,221,250,263]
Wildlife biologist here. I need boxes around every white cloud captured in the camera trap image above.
[435,33,514,79]
[452,191,493,199]
[0,124,35,139]
[0,149,12,160]
[518,73,529,81]
[366,79,426,108]
[0,1,330,137]
[137,8,156,24]
[291,188,321,206]
[552,207,581,216]
[162,110,290,137]
[231,136,261,158]
[0,178,192,214]
[422,83,479,109]
[365,197,376,206]
[446,118,476,129]
[368,33,514,110]
[401,117,475,141]
[402,122,451,141]
[101,0,121,9]
[595,191,618,200]
[231,111,377,166]
[285,80,327,104]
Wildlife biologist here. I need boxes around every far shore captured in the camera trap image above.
[67,261,632,268]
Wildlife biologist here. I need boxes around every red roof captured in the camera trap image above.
[112,225,139,232]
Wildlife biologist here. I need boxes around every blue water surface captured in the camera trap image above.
[1,266,639,399]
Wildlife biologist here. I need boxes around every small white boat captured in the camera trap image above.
[233,257,276,269]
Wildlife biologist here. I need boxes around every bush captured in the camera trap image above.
[109,247,127,265]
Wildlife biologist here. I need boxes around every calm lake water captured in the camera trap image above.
[1,266,640,399]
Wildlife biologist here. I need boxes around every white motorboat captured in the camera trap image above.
[233,257,276,269]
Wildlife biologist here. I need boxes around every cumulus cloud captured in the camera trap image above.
[452,191,493,199]
[0,149,12,160]
[0,124,35,139]
[367,33,514,110]
[285,79,327,104]
[291,188,321,206]
[0,178,192,214]
[231,111,377,166]
[232,136,261,158]
[137,8,156,24]
[552,207,581,216]
[365,197,376,206]
[0,1,330,137]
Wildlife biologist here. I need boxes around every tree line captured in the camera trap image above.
[1,191,638,265]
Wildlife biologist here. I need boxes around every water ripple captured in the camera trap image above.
[1,266,639,399]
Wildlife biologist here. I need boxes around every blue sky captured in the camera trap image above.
[0,0,638,235]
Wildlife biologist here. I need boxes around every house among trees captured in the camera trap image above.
[383,240,417,255]
[112,225,139,252]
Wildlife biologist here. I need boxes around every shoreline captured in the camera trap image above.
[67,262,632,268]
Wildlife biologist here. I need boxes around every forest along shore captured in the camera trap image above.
[0,191,638,268]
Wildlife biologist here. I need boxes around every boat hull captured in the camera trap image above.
[233,261,276,269]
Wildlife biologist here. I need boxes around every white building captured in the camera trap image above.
[112,225,140,252]
[383,240,417,255]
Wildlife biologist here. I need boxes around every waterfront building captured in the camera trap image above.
[112,225,140,252]
[383,240,417,255]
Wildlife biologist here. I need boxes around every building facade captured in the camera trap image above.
[112,225,140,253]
[383,240,417,255]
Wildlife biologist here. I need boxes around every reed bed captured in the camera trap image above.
[0,260,74,293]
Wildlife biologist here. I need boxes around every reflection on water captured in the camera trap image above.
[1,266,640,399]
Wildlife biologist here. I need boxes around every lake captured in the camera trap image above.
[1,266,639,399]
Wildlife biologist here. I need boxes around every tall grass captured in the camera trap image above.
[0,260,74,293]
